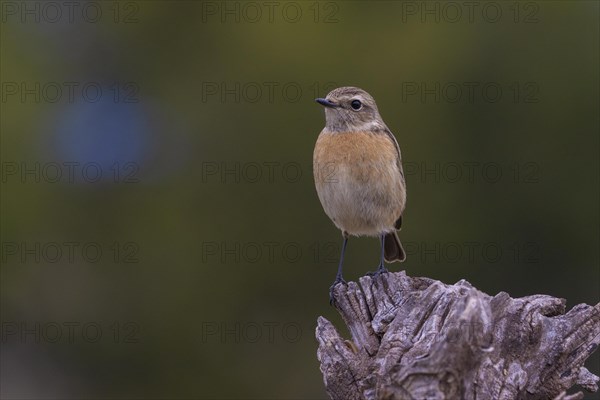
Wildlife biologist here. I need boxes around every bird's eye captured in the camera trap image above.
[350,100,362,110]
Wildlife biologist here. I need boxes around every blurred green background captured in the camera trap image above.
[1,1,598,399]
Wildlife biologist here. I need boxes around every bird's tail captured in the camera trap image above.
[384,231,406,263]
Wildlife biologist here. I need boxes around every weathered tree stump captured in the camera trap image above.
[316,271,600,400]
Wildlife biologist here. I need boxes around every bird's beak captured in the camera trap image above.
[315,98,338,108]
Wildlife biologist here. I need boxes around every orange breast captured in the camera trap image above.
[313,130,406,235]
[313,131,399,184]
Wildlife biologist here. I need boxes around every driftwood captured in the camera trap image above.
[316,271,600,400]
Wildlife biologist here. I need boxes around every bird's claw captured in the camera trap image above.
[329,277,347,306]
[367,265,388,277]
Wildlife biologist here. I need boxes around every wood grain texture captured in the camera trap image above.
[316,271,600,400]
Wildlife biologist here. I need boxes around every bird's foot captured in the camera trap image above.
[329,276,347,306]
[367,264,388,277]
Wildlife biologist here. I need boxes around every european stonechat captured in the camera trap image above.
[313,86,406,302]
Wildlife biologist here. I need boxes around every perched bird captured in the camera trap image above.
[313,86,406,302]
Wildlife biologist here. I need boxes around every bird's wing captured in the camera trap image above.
[383,126,406,230]
[383,126,404,181]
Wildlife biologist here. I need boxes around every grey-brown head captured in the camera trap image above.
[316,86,387,132]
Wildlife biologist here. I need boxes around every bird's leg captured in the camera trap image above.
[368,234,388,276]
[377,234,388,273]
[329,234,348,305]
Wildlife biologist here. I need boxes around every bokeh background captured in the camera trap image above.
[1,1,598,399]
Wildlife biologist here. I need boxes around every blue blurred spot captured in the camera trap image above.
[53,99,149,173]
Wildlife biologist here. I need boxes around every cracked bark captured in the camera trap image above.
[316,271,600,400]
